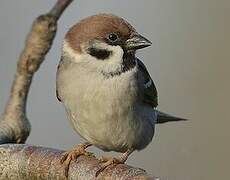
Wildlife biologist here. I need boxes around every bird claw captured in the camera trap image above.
[83,151,95,158]
[60,143,93,177]
[96,156,125,177]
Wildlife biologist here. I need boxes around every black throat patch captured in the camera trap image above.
[102,52,137,78]
[88,47,112,60]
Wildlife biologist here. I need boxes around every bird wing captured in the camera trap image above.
[137,59,187,123]
[137,59,158,108]
[56,58,63,102]
[56,89,61,102]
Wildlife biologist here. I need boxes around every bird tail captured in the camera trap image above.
[156,110,187,124]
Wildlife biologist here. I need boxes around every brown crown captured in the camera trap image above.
[65,14,136,52]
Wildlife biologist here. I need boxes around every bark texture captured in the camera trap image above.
[0,0,158,179]
[0,144,158,180]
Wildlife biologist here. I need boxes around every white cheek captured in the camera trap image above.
[62,41,84,62]
[62,40,124,74]
[95,43,124,73]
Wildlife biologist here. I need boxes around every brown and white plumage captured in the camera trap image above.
[56,14,186,176]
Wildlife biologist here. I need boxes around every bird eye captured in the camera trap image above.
[108,33,118,42]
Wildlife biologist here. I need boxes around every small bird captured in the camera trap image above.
[57,14,186,176]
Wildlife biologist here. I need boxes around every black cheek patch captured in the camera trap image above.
[88,47,112,60]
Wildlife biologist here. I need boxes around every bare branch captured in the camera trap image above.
[50,0,74,19]
[0,0,73,144]
[0,144,157,180]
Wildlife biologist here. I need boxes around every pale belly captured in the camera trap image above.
[60,68,156,152]
[65,79,155,152]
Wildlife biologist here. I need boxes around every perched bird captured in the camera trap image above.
[57,14,186,176]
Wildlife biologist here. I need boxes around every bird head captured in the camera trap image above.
[62,14,152,76]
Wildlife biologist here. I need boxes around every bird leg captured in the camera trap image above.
[96,148,134,177]
[60,142,94,177]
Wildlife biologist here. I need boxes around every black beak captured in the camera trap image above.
[125,34,152,51]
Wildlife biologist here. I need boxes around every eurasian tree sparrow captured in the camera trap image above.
[56,14,186,176]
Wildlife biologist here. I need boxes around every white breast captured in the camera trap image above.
[58,63,156,152]
[57,41,156,152]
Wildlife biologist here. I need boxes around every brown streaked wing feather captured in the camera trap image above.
[137,59,158,108]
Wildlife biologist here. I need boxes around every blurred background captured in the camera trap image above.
[0,0,229,179]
